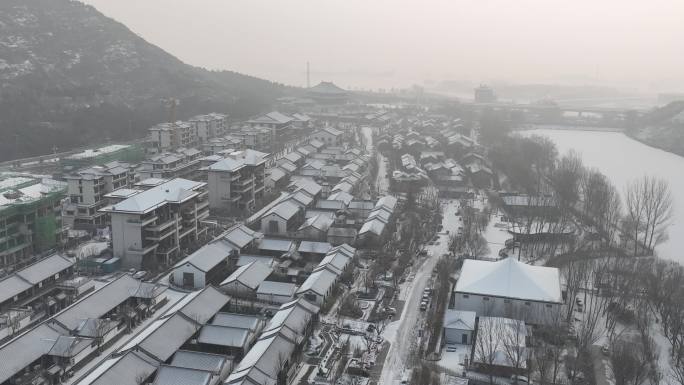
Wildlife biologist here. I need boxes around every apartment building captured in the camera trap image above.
[246,111,294,142]
[63,162,135,230]
[0,174,67,269]
[233,126,272,152]
[207,149,268,213]
[137,148,203,181]
[203,135,244,155]
[148,122,196,154]
[188,113,229,143]
[101,178,210,269]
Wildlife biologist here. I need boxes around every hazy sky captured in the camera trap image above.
[83,0,684,92]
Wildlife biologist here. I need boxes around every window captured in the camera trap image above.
[483,297,490,301]
[504,299,511,304]
[545,304,552,308]
[462,294,469,299]
[268,220,279,234]
[524,301,531,306]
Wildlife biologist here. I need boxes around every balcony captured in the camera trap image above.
[145,226,175,242]
[195,200,209,211]
[146,217,177,232]
[127,215,158,226]
[128,243,158,255]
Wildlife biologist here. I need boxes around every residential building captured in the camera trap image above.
[311,127,344,147]
[189,113,229,143]
[0,174,67,269]
[220,261,273,297]
[148,122,196,154]
[246,111,294,142]
[137,148,204,181]
[207,149,268,213]
[442,310,476,345]
[101,178,210,269]
[63,162,135,230]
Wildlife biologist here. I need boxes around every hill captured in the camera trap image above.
[627,101,684,156]
[0,0,286,160]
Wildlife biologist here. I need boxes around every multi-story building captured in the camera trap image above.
[101,178,210,269]
[202,135,244,155]
[0,174,67,269]
[246,111,294,142]
[207,149,268,213]
[62,162,135,230]
[147,122,196,154]
[137,148,203,181]
[188,113,229,143]
[233,126,272,152]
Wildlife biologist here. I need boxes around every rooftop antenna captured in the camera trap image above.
[306,61,310,88]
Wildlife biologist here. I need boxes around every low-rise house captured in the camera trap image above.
[257,238,295,258]
[442,310,476,345]
[297,214,334,241]
[259,201,303,236]
[295,269,338,306]
[171,240,234,289]
[256,281,298,304]
[298,241,333,262]
[220,262,273,297]
[327,227,357,246]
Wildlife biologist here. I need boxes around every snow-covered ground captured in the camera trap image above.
[437,344,471,374]
[481,212,511,261]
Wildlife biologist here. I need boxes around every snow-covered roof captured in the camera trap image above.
[220,262,273,290]
[298,241,333,255]
[256,281,297,297]
[152,365,213,385]
[375,195,398,212]
[104,178,205,214]
[258,238,294,253]
[198,325,251,349]
[173,240,232,272]
[327,191,353,205]
[77,350,159,385]
[296,269,337,296]
[315,252,351,275]
[455,258,562,303]
[443,310,476,331]
[211,313,262,333]
[359,218,386,236]
[220,224,260,250]
[264,200,300,220]
[170,350,229,373]
[297,214,333,233]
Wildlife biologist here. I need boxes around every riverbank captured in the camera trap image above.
[520,128,684,265]
[624,126,684,158]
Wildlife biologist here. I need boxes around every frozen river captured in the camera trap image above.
[522,128,684,265]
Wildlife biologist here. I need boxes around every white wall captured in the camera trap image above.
[110,213,144,268]
[454,292,561,325]
[260,213,287,235]
[208,170,233,210]
[444,327,472,345]
[172,263,206,289]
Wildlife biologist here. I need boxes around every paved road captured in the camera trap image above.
[377,200,461,385]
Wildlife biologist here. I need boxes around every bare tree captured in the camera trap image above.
[474,317,501,385]
[499,318,528,382]
[640,176,673,252]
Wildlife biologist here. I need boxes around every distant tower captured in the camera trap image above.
[306,61,310,88]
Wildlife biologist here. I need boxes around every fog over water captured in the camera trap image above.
[524,128,684,264]
[83,0,684,91]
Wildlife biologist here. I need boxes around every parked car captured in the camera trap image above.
[511,375,531,384]
[132,270,148,280]
[420,301,428,311]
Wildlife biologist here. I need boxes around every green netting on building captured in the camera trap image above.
[34,213,58,252]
